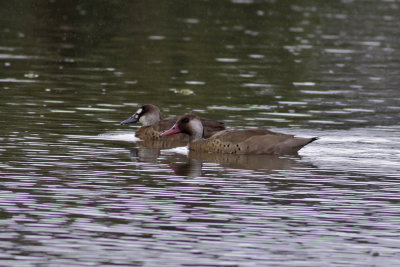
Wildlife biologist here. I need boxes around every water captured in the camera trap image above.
[1,0,400,266]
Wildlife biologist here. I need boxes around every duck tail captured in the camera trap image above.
[307,137,319,144]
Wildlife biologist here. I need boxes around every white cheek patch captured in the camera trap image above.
[190,120,203,136]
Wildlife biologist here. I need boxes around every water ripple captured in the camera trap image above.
[1,1,400,266]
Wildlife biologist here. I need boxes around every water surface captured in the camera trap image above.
[1,0,400,266]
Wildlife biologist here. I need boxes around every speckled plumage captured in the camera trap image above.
[162,114,318,155]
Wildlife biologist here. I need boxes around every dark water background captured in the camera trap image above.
[1,0,400,266]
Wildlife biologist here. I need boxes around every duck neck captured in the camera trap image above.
[188,120,204,142]
[189,131,203,142]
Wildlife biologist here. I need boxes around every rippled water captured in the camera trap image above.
[1,0,400,266]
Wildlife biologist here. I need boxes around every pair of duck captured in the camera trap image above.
[121,104,317,155]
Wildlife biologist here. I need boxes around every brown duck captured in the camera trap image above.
[161,114,318,155]
[120,104,225,141]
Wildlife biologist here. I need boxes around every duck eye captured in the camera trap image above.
[182,118,189,123]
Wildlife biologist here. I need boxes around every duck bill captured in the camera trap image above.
[161,124,182,136]
[120,115,139,125]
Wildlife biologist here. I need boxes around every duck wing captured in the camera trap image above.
[153,116,180,131]
[199,117,226,138]
[190,129,289,154]
[190,129,316,155]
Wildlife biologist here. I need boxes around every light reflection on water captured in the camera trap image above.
[1,0,400,266]
[2,104,400,266]
[2,125,400,266]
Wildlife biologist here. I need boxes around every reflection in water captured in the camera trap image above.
[169,158,203,178]
[129,145,160,163]
[188,151,310,172]
[129,138,313,178]
[137,138,187,150]
[130,146,314,178]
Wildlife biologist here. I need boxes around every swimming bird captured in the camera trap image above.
[120,104,225,140]
[161,114,318,155]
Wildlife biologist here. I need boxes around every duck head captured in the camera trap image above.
[120,104,162,126]
[161,114,204,141]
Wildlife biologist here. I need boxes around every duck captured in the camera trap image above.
[120,104,226,141]
[161,114,318,155]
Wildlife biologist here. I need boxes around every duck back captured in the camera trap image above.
[189,129,316,155]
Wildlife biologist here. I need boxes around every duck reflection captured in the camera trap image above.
[165,152,313,178]
[168,158,203,178]
[129,141,188,166]
[129,141,313,178]
[129,139,188,162]
[188,151,306,172]
[129,145,160,163]
[128,143,196,176]
[137,138,187,150]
